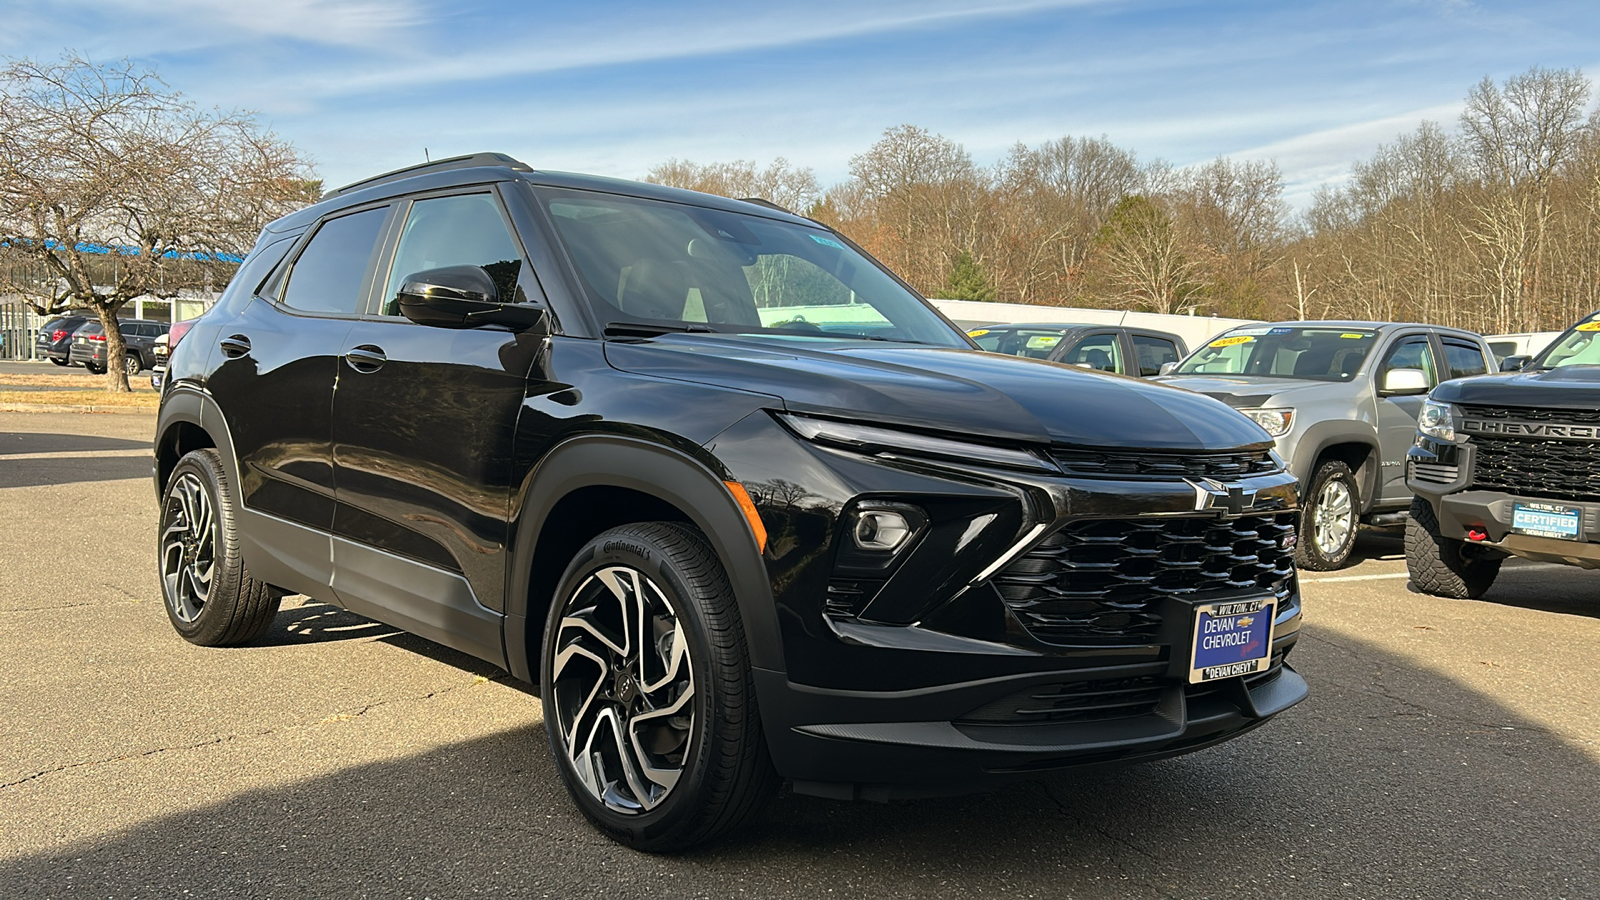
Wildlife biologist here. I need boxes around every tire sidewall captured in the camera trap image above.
[540,528,724,845]
[1300,460,1359,570]
[158,450,232,642]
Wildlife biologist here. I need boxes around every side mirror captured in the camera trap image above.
[396,265,547,332]
[1381,367,1429,395]
[1158,361,1179,376]
[1500,354,1532,372]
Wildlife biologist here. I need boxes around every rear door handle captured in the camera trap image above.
[345,345,386,373]
[219,335,251,358]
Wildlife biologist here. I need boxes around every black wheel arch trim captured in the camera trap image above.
[1290,422,1380,513]
[503,433,783,683]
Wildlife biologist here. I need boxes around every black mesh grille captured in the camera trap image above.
[1470,437,1600,502]
[957,675,1165,724]
[1461,404,1600,425]
[993,513,1297,646]
[1050,448,1278,481]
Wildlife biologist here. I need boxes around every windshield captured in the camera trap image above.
[968,328,1068,358]
[534,186,968,347]
[1175,326,1377,381]
[1534,314,1600,368]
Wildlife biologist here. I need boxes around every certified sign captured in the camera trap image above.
[1189,597,1276,683]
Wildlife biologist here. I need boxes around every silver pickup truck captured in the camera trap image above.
[1157,321,1497,570]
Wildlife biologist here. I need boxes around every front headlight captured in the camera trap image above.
[1417,399,1457,441]
[1240,407,1294,437]
[774,412,1058,473]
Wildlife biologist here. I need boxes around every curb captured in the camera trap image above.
[0,402,157,415]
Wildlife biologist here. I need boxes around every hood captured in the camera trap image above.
[1154,373,1347,409]
[1434,365,1600,408]
[604,335,1273,451]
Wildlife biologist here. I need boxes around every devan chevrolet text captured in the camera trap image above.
[1407,310,1600,598]
[153,153,1307,851]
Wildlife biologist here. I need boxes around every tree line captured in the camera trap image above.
[647,66,1600,335]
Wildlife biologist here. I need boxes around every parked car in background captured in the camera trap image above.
[154,152,1306,851]
[1157,321,1496,570]
[68,319,170,375]
[1484,331,1562,366]
[34,314,93,366]
[967,322,1187,377]
[1407,310,1600,598]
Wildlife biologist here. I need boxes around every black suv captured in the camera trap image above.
[1407,311,1600,597]
[154,153,1307,851]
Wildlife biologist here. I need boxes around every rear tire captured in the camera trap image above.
[1406,497,1502,599]
[158,449,281,645]
[1296,459,1359,570]
[86,361,105,375]
[541,522,778,852]
[49,357,68,366]
[124,354,142,377]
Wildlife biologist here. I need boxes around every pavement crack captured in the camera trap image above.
[1042,781,1179,899]
[1,672,507,790]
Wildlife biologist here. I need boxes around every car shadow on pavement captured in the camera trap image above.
[264,600,402,646]
[3,631,1596,899]
[0,431,151,489]
[1413,560,1600,622]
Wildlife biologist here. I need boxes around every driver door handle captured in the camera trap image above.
[345,345,386,373]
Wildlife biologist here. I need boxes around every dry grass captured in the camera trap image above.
[0,372,118,389]
[0,390,160,409]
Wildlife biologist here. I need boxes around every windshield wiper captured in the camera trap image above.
[603,322,719,339]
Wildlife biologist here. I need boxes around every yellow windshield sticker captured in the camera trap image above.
[1576,322,1600,332]
[1209,335,1254,348]
[967,329,990,337]
[1025,335,1062,349]
[1339,333,1368,339]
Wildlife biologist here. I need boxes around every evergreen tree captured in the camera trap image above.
[944,250,996,301]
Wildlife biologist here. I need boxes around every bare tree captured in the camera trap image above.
[644,158,820,212]
[0,54,317,390]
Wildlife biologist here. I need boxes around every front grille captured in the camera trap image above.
[1461,404,1600,425]
[957,675,1165,725]
[1470,437,1600,502]
[1049,448,1278,481]
[1408,460,1459,484]
[824,579,877,618]
[993,513,1296,646]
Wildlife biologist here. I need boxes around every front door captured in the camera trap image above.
[329,189,550,659]
[1374,332,1438,504]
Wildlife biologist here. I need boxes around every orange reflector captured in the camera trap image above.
[724,481,768,553]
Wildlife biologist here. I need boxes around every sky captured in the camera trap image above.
[3,0,1598,211]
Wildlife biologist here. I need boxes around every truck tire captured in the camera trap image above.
[158,449,282,645]
[1297,459,1359,570]
[1406,496,1502,599]
[541,522,778,852]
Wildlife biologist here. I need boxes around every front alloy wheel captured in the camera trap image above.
[550,564,696,813]
[541,522,777,851]
[1297,458,1360,570]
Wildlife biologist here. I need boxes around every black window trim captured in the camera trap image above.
[265,201,397,320]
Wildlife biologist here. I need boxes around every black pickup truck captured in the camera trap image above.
[1406,311,1600,597]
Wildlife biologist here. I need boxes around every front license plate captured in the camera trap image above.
[1511,502,1580,540]
[1190,597,1276,684]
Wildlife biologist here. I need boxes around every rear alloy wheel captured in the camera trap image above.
[1297,459,1359,570]
[542,522,777,852]
[124,354,142,377]
[159,449,281,645]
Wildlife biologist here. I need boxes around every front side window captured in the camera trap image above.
[1381,335,1438,387]
[536,187,967,347]
[1176,326,1377,381]
[380,193,526,315]
[1060,333,1121,372]
[280,207,389,315]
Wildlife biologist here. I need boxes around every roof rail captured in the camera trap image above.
[328,152,533,198]
[738,197,793,214]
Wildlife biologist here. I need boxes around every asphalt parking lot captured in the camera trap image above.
[2,409,1597,900]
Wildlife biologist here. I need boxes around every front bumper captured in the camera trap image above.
[1408,436,1600,568]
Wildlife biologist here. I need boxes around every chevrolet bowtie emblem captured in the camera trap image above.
[1187,478,1258,517]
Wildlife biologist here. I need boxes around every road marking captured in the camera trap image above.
[1302,562,1566,584]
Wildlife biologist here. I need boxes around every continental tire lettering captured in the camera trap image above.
[602,540,652,560]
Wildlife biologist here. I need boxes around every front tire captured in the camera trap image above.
[158,449,281,645]
[541,522,778,852]
[1297,459,1360,570]
[1406,497,1502,599]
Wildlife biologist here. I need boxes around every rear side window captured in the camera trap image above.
[1441,338,1489,380]
[1131,334,1180,376]
[280,207,389,315]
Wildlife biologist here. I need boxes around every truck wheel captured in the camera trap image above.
[541,522,778,852]
[158,449,282,645]
[1297,459,1359,570]
[1405,497,1501,599]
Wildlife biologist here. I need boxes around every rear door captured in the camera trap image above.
[328,186,551,660]
[1125,330,1185,377]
